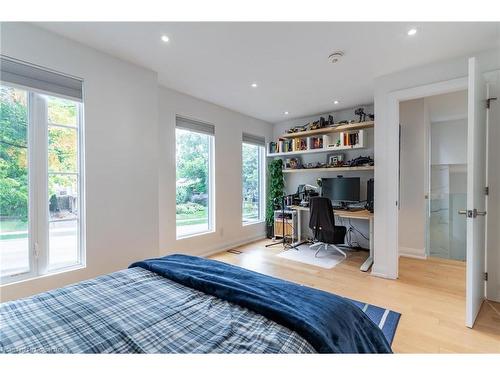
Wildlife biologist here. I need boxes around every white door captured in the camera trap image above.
[485,71,499,303]
[465,57,488,328]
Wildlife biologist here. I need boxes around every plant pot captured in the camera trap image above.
[266,223,274,239]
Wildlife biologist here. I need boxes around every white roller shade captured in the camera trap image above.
[0,55,83,101]
[242,132,265,146]
[176,116,215,136]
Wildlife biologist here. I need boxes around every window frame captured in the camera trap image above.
[0,86,86,285]
[175,127,215,240]
[241,141,266,225]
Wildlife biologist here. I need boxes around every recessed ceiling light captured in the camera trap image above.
[251,83,258,88]
[161,35,170,43]
[407,28,417,36]
[284,111,289,115]
[333,100,339,105]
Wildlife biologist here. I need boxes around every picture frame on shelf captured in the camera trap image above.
[284,157,302,170]
[326,153,345,167]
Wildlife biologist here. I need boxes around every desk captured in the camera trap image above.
[289,205,374,272]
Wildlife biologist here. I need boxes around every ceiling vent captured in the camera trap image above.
[328,51,344,64]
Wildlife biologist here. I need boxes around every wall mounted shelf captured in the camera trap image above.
[279,121,374,139]
[282,165,374,173]
[267,144,364,157]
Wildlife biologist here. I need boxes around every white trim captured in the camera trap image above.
[78,99,86,271]
[176,229,216,241]
[384,76,468,279]
[424,99,431,258]
[242,220,266,227]
[0,264,86,288]
[34,93,49,274]
[399,247,427,259]
[259,145,266,222]
[430,114,468,124]
[208,134,215,233]
[197,235,267,258]
[369,271,393,279]
[160,234,267,259]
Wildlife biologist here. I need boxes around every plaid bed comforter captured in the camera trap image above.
[0,267,315,353]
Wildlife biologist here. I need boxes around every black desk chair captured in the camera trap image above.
[308,197,347,258]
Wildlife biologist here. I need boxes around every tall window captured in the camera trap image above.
[1,57,84,284]
[175,117,214,238]
[242,133,265,224]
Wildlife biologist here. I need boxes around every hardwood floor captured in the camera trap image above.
[209,239,500,353]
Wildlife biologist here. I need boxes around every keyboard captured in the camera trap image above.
[333,207,364,212]
[347,207,364,212]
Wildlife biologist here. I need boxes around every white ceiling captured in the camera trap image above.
[37,22,500,123]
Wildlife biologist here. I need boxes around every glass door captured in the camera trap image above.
[428,164,467,260]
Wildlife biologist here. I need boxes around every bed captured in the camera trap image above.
[0,254,396,354]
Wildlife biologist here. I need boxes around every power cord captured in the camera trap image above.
[340,217,369,250]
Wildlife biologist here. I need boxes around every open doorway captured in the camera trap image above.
[397,89,469,327]
[426,90,468,261]
[389,59,494,328]
[398,89,468,263]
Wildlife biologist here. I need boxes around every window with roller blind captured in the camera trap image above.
[175,116,215,238]
[242,133,265,224]
[0,56,85,284]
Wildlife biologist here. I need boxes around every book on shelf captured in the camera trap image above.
[268,129,364,154]
[292,138,307,152]
[326,130,364,149]
[309,137,323,150]
[268,141,278,154]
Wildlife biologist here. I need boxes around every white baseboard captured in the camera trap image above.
[487,291,500,304]
[370,271,397,279]
[198,234,267,258]
[399,246,427,259]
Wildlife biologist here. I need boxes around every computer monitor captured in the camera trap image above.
[321,177,360,205]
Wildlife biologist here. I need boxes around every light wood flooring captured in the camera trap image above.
[210,239,500,353]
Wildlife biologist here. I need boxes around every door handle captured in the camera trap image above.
[458,209,486,217]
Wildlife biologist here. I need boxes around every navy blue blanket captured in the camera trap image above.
[130,254,392,353]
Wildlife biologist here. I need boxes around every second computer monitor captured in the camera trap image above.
[321,177,360,205]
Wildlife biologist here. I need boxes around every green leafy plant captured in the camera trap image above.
[176,202,205,215]
[266,158,285,228]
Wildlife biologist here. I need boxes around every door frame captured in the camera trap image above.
[386,77,468,278]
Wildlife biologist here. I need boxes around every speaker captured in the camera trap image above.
[366,178,374,213]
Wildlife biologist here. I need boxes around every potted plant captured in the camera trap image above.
[266,158,285,238]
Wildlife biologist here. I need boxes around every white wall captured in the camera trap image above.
[373,48,500,279]
[427,90,468,165]
[426,90,468,123]
[0,23,160,301]
[431,119,468,165]
[158,87,272,257]
[272,106,374,248]
[398,99,427,258]
[0,24,272,301]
